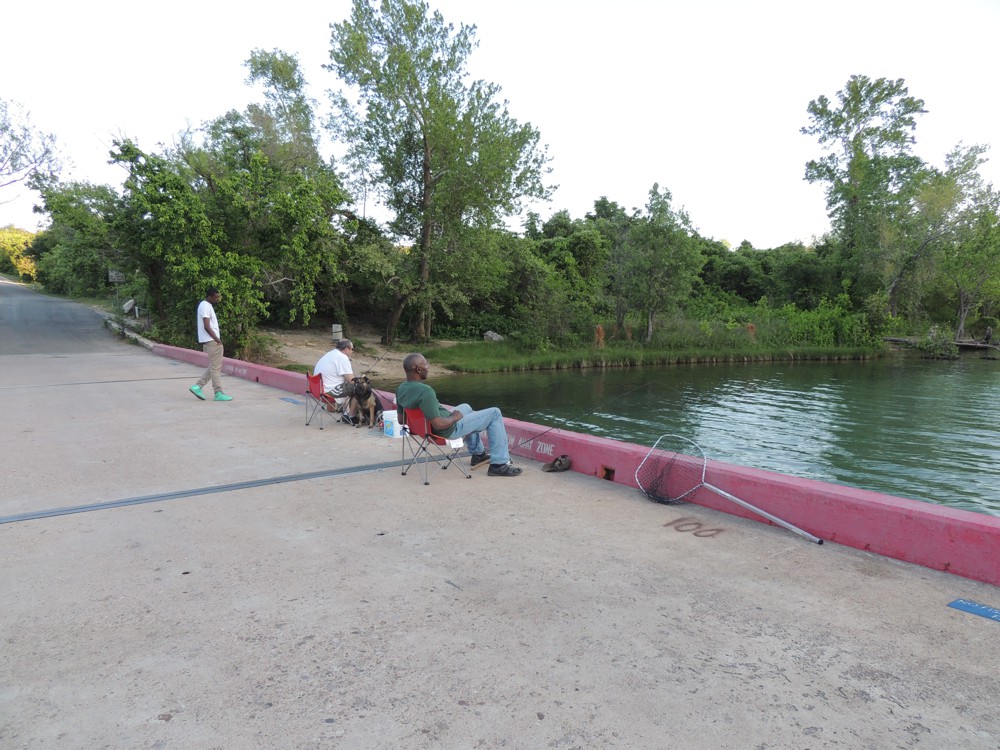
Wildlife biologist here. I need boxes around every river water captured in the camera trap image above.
[409,352,1000,518]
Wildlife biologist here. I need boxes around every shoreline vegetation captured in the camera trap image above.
[424,341,882,374]
[21,282,886,376]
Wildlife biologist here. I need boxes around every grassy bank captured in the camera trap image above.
[427,341,883,373]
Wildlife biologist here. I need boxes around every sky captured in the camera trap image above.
[2,0,1000,249]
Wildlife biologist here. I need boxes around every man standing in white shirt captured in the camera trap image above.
[314,339,358,424]
[189,288,232,402]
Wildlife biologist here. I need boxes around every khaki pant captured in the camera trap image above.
[197,340,224,393]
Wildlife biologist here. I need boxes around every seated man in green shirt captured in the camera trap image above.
[395,353,522,477]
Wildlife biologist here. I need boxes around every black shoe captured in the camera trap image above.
[340,414,359,425]
[488,463,522,477]
[470,452,490,469]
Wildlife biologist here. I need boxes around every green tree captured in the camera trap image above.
[1,99,60,194]
[111,139,266,352]
[327,214,399,326]
[327,0,552,343]
[700,241,768,305]
[425,224,524,338]
[933,146,1000,339]
[761,242,834,309]
[501,232,581,347]
[179,50,350,327]
[244,49,324,169]
[876,144,1000,330]
[802,75,926,303]
[533,222,609,336]
[0,225,35,279]
[586,197,637,335]
[540,209,575,239]
[29,180,118,296]
[877,165,954,318]
[613,184,703,342]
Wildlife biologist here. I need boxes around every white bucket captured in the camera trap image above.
[383,410,402,439]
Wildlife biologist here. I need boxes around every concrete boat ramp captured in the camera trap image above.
[2,347,999,749]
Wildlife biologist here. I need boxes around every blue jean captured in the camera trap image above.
[449,404,510,465]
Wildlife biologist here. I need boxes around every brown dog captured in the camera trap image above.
[349,375,382,429]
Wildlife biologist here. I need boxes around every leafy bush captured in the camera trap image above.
[914,325,959,358]
[433,310,517,340]
[239,330,283,364]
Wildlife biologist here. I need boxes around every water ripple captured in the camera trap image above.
[433,356,1000,516]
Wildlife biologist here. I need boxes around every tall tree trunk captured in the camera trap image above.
[614,301,627,336]
[383,290,407,345]
[956,290,975,340]
[147,261,166,322]
[412,133,434,343]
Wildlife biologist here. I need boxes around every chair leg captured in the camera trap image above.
[416,444,431,485]
[306,396,328,429]
[449,450,472,479]
[401,431,424,481]
[400,431,472,484]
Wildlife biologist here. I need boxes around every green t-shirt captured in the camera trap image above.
[395,380,457,437]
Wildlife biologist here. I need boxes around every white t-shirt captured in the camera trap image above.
[197,300,219,343]
[314,348,353,394]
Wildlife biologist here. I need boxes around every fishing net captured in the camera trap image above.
[635,434,823,544]
[634,434,707,505]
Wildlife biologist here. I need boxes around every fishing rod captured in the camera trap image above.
[359,345,394,378]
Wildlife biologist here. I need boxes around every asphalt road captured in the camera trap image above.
[0,277,123,355]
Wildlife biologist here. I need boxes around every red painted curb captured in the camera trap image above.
[152,343,306,394]
[155,345,1000,588]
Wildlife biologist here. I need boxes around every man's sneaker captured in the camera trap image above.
[189,384,206,400]
[487,463,522,477]
[470,452,490,469]
[214,392,233,401]
[340,414,359,425]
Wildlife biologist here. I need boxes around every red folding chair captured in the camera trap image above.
[305,372,336,429]
[400,407,472,484]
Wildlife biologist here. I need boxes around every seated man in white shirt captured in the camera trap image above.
[314,338,359,425]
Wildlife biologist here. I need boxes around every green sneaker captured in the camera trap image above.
[214,392,233,402]
[189,384,206,400]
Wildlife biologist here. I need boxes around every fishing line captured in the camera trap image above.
[507,377,664,451]
[360,345,394,378]
[0,376,195,390]
[361,347,392,377]
[374,353,662,452]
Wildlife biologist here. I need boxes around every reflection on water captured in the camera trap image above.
[389,353,1000,517]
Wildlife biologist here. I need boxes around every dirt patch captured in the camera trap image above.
[259,327,457,385]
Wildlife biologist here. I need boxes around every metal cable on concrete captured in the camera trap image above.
[0,459,403,525]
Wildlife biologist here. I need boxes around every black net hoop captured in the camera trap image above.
[635,434,708,505]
